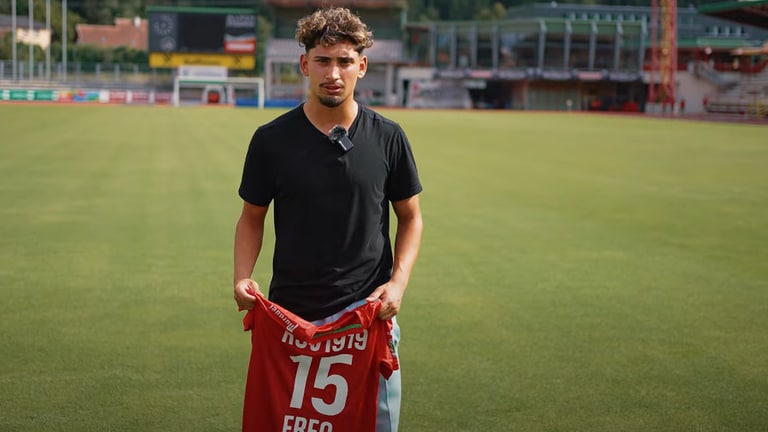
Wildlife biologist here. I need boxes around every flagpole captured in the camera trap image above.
[28,0,34,80]
[62,0,67,82]
[11,0,17,80]
[46,0,51,81]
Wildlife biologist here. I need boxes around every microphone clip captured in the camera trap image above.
[329,125,354,153]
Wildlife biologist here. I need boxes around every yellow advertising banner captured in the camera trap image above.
[149,53,255,70]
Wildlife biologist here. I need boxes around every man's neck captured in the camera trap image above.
[303,99,359,136]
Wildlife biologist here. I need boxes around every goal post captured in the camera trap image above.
[172,74,265,108]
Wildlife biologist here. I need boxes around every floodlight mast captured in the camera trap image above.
[648,0,677,108]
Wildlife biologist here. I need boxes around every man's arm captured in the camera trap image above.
[367,194,423,320]
[234,201,269,310]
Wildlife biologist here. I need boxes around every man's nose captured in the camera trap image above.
[327,62,341,80]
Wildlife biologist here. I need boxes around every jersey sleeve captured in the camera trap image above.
[378,319,400,379]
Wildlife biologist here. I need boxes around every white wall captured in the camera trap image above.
[676,69,719,114]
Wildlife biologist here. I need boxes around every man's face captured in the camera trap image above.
[300,41,367,108]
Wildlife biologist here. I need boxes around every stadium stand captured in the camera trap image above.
[698,0,768,117]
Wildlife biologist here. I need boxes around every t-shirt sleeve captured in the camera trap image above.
[238,128,274,206]
[386,128,423,202]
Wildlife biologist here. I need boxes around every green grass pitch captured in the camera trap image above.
[1,104,766,431]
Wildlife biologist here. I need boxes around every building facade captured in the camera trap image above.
[259,2,768,112]
[401,15,646,110]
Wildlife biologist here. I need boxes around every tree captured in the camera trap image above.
[475,2,508,20]
[406,0,508,21]
[255,14,272,75]
[71,0,122,24]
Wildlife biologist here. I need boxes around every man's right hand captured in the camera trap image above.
[234,278,262,311]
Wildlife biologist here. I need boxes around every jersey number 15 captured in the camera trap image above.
[289,354,352,416]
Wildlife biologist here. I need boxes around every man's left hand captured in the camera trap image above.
[366,281,405,320]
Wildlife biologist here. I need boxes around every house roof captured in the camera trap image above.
[76,17,148,50]
[0,14,46,31]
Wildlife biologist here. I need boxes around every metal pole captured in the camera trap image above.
[29,0,34,80]
[12,0,17,80]
[62,0,67,82]
[46,0,51,81]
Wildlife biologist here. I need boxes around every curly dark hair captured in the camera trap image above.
[295,7,374,53]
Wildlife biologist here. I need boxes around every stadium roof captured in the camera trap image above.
[678,37,758,49]
[698,0,768,29]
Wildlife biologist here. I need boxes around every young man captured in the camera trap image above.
[233,7,423,431]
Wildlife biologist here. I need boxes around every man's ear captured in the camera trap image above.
[299,53,309,76]
[358,55,368,79]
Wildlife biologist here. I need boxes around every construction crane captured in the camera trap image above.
[648,0,678,109]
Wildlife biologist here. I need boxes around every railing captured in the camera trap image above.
[0,61,174,89]
[705,95,768,118]
[694,61,739,89]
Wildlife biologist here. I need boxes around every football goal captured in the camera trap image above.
[172,75,265,108]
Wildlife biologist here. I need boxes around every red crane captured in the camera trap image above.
[648,0,678,109]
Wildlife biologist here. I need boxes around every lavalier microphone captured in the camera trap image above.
[329,125,354,153]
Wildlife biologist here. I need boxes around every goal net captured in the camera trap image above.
[172,67,264,108]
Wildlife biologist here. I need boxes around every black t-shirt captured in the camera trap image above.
[239,104,422,320]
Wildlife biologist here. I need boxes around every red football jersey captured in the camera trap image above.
[242,296,399,432]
